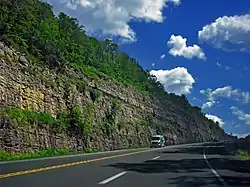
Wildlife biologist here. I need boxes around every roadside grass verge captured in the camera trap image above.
[237,149,250,160]
[0,146,147,162]
[0,148,98,162]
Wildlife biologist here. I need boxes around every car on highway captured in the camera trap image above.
[150,135,165,148]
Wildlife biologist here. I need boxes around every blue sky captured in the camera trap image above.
[48,0,250,137]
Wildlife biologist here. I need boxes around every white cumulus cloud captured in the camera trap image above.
[202,101,217,109]
[198,14,250,52]
[216,62,231,71]
[150,67,195,95]
[47,0,181,42]
[205,114,225,127]
[167,35,206,60]
[232,133,250,138]
[200,86,250,109]
[216,62,222,68]
[231,106,250,125]
[169,0,181,6]
[160,54,166,59]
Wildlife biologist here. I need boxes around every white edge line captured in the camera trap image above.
[152,156,160,160]
[203,147,228,187]
[98,171,127,184]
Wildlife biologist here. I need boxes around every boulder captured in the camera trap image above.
[19,56,29,66]
[0,49,4,56]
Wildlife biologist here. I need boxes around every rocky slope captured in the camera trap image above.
[0,41,227,153]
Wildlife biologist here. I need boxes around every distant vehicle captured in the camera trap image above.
[212,139,219,142]
[150,135,165,148]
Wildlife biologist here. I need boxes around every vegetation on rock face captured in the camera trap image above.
[101,99,122,137]
[138,119,148,126]
[69,105,85,132]
[5,108,69,129]
[80,102,94,135]
[4,106,95,136]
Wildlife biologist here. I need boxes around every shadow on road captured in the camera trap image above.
[107,159,206,173]
[106,157,249,174]
[104,145,250,186]
[168,175,250,187]
[161,143,231,156]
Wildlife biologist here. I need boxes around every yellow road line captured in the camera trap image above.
[0,149,149,179]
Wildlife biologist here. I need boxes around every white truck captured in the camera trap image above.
[150,135,165,148]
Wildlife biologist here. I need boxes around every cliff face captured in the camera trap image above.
[0,42,226,153]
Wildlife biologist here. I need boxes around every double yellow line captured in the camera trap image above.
[0,149,149,179]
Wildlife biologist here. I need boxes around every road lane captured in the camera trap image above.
[105,144,220,187]
[0,146,169,187]
[1,142,249,187]
[0,143,201,177]
[0,148,150,175]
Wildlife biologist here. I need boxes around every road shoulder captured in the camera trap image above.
[205,143,250,186]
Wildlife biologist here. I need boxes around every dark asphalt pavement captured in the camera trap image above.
[1,142,249,187]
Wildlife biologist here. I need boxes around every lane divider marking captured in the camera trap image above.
[203,147,228,187]
[152,156,160,160]
[0,149,151,179]
[98,171,127,184]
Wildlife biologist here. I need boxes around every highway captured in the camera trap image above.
[1,142,250,187]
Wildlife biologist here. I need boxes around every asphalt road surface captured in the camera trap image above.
[1,142,250,187]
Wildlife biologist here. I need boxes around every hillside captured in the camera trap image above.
[0,0,229,156]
